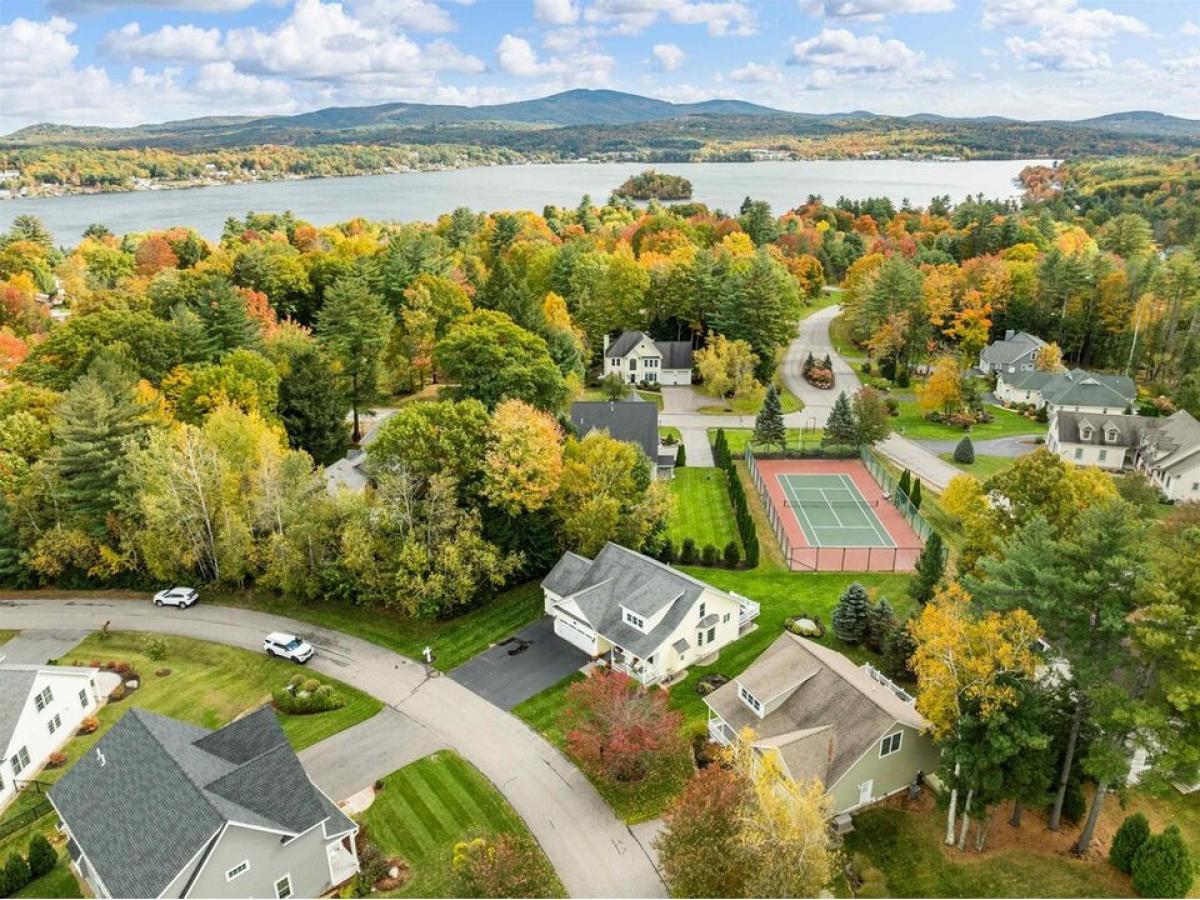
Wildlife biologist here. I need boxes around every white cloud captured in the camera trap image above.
[48,0,260,12]
[495,32,613,84]
[584,0,757,37]
[1004,35,1109,70]
[533,0,579,25]
[789,28,922,72]
[345,0,459,31]
[103,22,224,61]
[0,16,79,78]
[728,61,782,82]
[1181,21,1200,37]
[192,60,294,107]
[800,0,954,20]
[982,0,1146,39]
[652,42,685,71]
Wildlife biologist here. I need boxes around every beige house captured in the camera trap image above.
[1134,409,1200,503]
[705,633,939,817]
[1046,411,1141,472]
[603,331,693,386]
[542,543,760,686]
[996,368,1135,416]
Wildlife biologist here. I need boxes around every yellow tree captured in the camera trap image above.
[909,583,1042,844]
[938,474,999,574]
[916,355,964,416]
[482,399,564,515]
[1034,341,1066,372]
[695,333,763,406]
[726,734,837,897]
[946,290,992,361]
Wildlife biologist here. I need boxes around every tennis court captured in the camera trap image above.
[776,473,895,548]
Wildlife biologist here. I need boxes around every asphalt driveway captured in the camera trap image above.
[449,616,588,710]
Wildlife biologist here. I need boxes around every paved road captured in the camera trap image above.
[0,598,665,899]
[0,627,91,664]
[875,434,961,492]
[449,617,587,711]
[779,305,862,427]
[299,707,446,801]
[914,434,1041,458]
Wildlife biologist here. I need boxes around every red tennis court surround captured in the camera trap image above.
[747,456,925,572]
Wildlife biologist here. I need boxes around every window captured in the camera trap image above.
[706,627,716,645]
[698,601,706,619]
[274,875,293,899]
[1192,482,1199,492]
[623,609,644,630]
[33,687,52,712]
[723,613,730,623]
[879,732,903,758]
[738,685,762,714]
[225,861,250,882]
[47,714,62,735]
[1079,426,1093,441]
[629,359,637,371]
[79,688,88,708]
[11,747,30,776]
[1074,448,1083,460]
[1099,449,1107,462]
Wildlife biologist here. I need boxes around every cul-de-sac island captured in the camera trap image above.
[0,3,1197,899]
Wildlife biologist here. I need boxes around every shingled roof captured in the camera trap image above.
[50,707,353,899]
[0,668,37,755]
[1141,409,1200,473]
[981,331,1045,367]
[604,331,694,369]
[570,400,659,463]
[706,633,927,788]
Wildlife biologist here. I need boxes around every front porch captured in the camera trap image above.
[327,836,359,887]
[609,646,664,687]
[707,709,738,745]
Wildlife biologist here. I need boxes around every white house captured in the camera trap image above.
[1046,411,1142,472]
[0,663,101,811]
[1134,409,1200,503]
[979,330,1046,375]
[997,368,1135,416]
[704,633,940,817]
[603,331,694,386]
[542,542,759,686]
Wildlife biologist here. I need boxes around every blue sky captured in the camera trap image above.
[1,0,1197,133]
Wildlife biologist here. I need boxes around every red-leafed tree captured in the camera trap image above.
[654,762,751,898]
[134,234,179,277]
[561,668,685,783]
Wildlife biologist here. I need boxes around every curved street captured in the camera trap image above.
[0,596,666,900]
[779,304,862,428]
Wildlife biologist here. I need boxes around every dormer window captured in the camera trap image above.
[1079,425,1094,441]
[623,609,645,630]
[1105,428,1119,444]
[738,684,763,716]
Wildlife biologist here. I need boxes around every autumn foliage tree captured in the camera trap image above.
[916,355,964,416]
[655,763,751,898]
[561,668,686,783]
[482,399,563,514]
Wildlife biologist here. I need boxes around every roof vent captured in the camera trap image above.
[97,750,106,768]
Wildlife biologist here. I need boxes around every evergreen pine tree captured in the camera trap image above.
[823,391,858,446]
[881,616,918,680]
[908,531,945,605]
[954,435,975,464]
[277,345,350,465]
[753,385,787,452]
[803,351,815,375]
[675,443,686,467]
[199,280,258,358]
[898,468,912,498]
[51,352,150,535]
[821,353,832,370]
[866,597,895,652]
[911,478,923,509]
[1109,813,1150,875]
[26,834,56,880]
[831,582,871,644]
[1131,826,1194,898]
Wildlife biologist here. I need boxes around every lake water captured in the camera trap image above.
[2,159,1047,245]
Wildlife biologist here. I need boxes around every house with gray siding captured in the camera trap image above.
[50,707,358,899]
[979,330,1046,375]
[705,632,939,816]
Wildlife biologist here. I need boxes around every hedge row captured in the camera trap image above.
[712,430,760,568]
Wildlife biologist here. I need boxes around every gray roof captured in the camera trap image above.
[1141,410,1200,473]
[51,707,353,899]
[0,668,37,754]
[981,331,1045,366]
[541,542,730,658]
[604,331,694,370]
[1042,369,1135,410]
[1052,411,1143,448]
[1001,369,1058,392]
[571,400,659,462]
[706,633,927,788]
[542,551,593,597]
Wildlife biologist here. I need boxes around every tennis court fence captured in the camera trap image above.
[745,444,793,564]
[859,448,937,543]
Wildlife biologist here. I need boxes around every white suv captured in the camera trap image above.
[263,632,315,664]
[153,587,198,609]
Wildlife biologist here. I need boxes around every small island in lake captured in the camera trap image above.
[612,169,693,201]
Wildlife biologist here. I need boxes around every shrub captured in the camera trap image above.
[452,834,552,899]
[1110,812,1150,874]
[88,659,101,669]
[675,444,686,467]
[1061,777,1085,825]
[1131,825,1194,898]
[45,751,67,769]
[723,541,740,567]
[680,537,698,565]
[143,637,169,662]
[108,684,126,702]
[155,667,172,677]
[701,544,719,566]
[303,678,321,693]
[289,673,306,688]
[27,835,56,880]
[832,582,871,644]
[658,539,676,564]
[4,854,31,895]
[885,397,900,416]
[273,681,347,715]
[78,716,99,735]
[953,435,975,464]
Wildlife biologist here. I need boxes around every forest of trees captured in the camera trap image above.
[612,169,693,201]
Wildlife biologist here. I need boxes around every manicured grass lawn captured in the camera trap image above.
[360,750,563,898]
[659,426,681,443]
[829,312,866,363]
[938,452,1019,480]
[666,468,740,552]
[845,806,1133,898]
[14,860,82,899]
[891,397,1045,441]
[212,580,546,672]
[512,674,695,824]
[579,387,664,408]
[698,383,803,415]
[709,427,815,455]
[1,631,381,824]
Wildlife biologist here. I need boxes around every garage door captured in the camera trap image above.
[554,616,598,654]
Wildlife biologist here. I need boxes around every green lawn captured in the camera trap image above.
[659,425,682,443]
[579,387,664,409]
[845,806,1133,898]
[512,674,695,824]
[890,397,1044,441]
[938,452,1019,480]
[2,631,381,824]
[708,427,816,455]
[14,860,82,899]
[698,382,803,416]
[666,468,740,552]
[360,751,563,898]
[211,580,546,672]
[828,312,866,363]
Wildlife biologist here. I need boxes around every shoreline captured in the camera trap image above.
[0,154,988,203]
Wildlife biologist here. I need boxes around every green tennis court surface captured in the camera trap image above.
[776,473,895,548]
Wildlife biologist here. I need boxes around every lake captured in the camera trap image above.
[2,159,1047,245]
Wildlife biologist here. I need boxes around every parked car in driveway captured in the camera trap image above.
[153,586,198,608]
[263,632,315,664]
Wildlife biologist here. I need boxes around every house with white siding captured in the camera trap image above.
[603,331,694,386]
[979,330,1046,375]
[1046,411,1142,472]
[997,368,1135,416]
[542,543,759,686]
[1134,410,1200,503]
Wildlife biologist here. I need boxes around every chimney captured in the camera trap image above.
[1005,329,1015,341]
[603,333,611,353]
